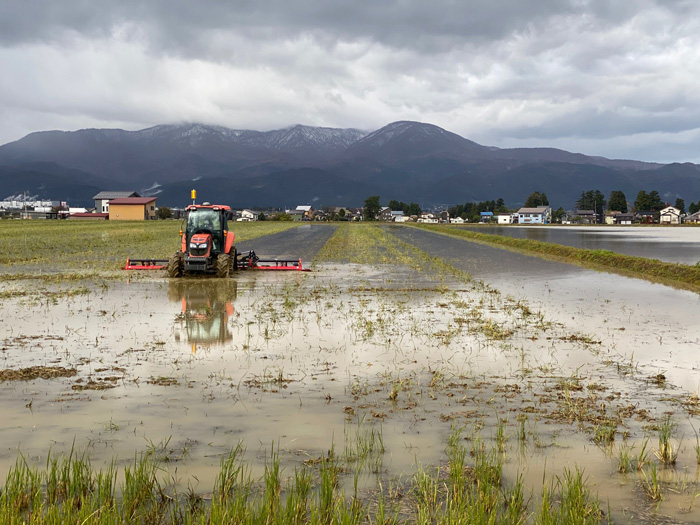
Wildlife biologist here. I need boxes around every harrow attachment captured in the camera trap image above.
[125,258,169,270]
[236,250,309,271]
[124,251,309,272]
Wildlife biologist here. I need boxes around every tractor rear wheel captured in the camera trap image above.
[167,252,184,278]
[216,253,231,278]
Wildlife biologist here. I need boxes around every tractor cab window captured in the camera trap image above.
[187,209,223,251]
[188,209,220,232]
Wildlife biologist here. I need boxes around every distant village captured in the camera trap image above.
[2,190,699,225]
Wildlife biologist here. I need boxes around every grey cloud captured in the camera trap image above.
[2,0,700,162]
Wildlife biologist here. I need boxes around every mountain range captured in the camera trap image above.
[1,120,699,209]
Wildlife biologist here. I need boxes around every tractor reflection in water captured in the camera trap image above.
[169,280,237,352]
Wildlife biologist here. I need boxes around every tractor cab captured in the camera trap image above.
[166,203,237,277]
[185,205,227,254]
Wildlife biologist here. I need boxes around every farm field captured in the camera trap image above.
[1,221,699,523]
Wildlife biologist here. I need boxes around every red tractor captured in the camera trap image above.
[124,201,307,275]
[168,203,236,278]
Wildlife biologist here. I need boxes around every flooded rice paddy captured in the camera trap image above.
[461,224,700,265]
[1,222,699,522]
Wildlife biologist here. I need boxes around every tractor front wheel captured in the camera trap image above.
[167,252,184,278]
[216,253,231,278]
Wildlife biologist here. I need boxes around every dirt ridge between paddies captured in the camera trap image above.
[414,224,700,293]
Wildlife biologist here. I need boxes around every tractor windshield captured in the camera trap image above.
[186,208,224,252]
[187,209,221,234]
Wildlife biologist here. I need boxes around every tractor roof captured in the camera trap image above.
[186,204,231,211]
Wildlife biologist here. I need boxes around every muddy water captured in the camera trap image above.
[1,224,700,522]
[391,225,700,393]
[461,224,700,264]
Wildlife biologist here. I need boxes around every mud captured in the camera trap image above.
[389,225,700,392]
[1,224,699,523]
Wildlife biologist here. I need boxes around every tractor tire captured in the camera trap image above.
[216,253,231,278]
[167,252,184,278]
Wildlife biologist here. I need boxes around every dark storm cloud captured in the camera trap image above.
[1,0,700,162]
[0,1,598,53]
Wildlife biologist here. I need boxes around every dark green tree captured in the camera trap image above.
[607,190,628,212]
[258,212,266,221]
[156,206,172,219]
[524,192,549,207]
[689,202,699,215]
[648,191,664,211]
[388,200,403,211]
[408,202,422,216]
[575,190,606,212]
[338,208,346,218]
[552,207,566,223]
[634,190,650,211]
[674,198,686,214]
[363,195,382,221]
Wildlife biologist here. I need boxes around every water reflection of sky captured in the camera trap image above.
[460,225,700,265]
[391,226,700,393]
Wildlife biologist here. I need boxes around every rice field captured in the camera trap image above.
[1,221,699,523]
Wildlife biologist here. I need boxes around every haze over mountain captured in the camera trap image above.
[1,121,698,209]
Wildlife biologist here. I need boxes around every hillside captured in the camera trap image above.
[0,121,696,208]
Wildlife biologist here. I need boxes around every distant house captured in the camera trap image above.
[239,209,257,221]
[575,209,599,224]
[450,216,466,224]
[636,210,658,224]
[417,213,438,224]
[659,206,682,224]
[496,214,515,225]
[295,205,313,220]
[686,211,700,224]
[93,191,140,214]
[390,210,407,222]
[614,213,635,225]
[517,206,552,224]
[479,211,494,223]
[377,207,394,221]
[604,211,620,225]
[108,197,157,220]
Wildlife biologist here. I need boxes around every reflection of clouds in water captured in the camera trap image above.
[461,225,700,264]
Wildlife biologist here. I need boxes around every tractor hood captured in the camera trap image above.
[189,233,212,257]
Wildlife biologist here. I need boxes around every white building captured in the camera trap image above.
[659,206,682,224]
[238,209,257,221]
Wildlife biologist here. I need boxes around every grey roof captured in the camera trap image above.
[93,191,141,200]
[517,207,550,213]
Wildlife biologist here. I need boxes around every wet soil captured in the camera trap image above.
[389,225,700,392]
[1,223,699,523]
[0,366,77,381]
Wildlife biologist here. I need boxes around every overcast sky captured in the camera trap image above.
[1,0,699,163]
